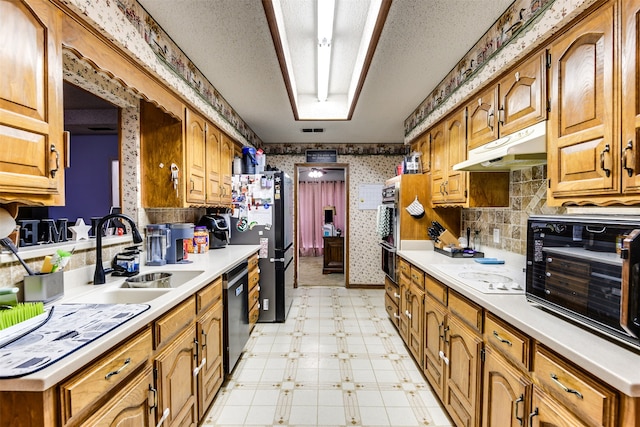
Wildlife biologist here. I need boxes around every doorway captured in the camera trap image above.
[294,163,349,288]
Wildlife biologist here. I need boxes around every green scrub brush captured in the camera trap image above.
[0,302,45,330]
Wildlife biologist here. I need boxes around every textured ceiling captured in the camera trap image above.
[74,0,513,144]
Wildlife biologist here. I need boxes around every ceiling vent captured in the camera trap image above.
[302,128,324,133]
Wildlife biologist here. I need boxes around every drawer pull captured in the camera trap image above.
[438,350,449,365]
[393,313,401,319]
[492,330,512,346]
[156,408,170,427]
[394,292,400,299]
[514,394,524,426]
[550,373,583,399]
[50,144,60,178]
[105,357,131,379]
[193,357,207,377]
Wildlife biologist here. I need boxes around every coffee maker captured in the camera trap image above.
[198,214,229,249]
[145,224,170,266]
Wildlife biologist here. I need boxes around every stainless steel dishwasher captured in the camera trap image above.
[223,260,250,375]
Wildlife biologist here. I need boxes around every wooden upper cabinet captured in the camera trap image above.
[466,85,499,150]
[185,109,207,205]
[0,0,64,205]
[430,121,447,204]
[442,109,467,205]
[622,0,640,194]
[410,132,431,173]
[547,1,616,200]
[205,123,222,204]
[498,51,547,136]
[220,134,233,204]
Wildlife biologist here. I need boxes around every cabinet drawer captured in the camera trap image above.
[248,269,260,290]
[484,312,531,370]
[248,253,259,271]
[385,276,399,301]
[59,328,152,424]
[425,274,447,306]
[196,277,222,314]
[398,258,411,279]
[448,290,482,333]
[249,306,260,325]
[533,345,617,427]
[385,292,399,328]
[410,266,425,290]
[248,283,260,309]
[154,297,196,349]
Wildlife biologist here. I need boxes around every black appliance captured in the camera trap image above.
[379,183,399,283]
[198,214,229,249]
[526,215,640,349]
[223,261,250,374]
[229,171,294,322]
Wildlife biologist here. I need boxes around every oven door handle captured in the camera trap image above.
[379,242,397,253]
[621,229,640,339]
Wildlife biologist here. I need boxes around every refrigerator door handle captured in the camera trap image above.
[270,258,285,263]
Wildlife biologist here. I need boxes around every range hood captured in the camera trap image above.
[453,121,547,171]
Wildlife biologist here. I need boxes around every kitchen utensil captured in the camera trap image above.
[0,238,35,276]
[0,302,44,330]
[466,227,471,249]
[432,221,445,234]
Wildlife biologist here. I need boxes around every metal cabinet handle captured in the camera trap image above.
[550,373,583,399]
[514,394,524,426]
[193,357,207,377]
[50,144,60,178]
[156,408,170,427]
[488,111,494,131]
[528,408,538,426]
[438,350,449,365]
[498,107,505,125]
[438,322,444,339]
[201,330,207,349]
[148,384,158,410]
[105,357,131,379]
[493,330,512,346]
[443,181,448,195]
[443,326,450,343]
[623,140,634,177]
[600,144,611,177]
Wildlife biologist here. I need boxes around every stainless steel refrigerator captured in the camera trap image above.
[229,171,294,322]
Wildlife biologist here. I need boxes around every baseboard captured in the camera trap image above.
[346,283,384,289]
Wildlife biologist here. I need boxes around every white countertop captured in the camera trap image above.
[0,244,260,392]
[398,245,640,397]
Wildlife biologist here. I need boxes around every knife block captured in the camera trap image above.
[435,229,460,249]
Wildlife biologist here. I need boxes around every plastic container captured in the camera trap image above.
[193,226,209,253]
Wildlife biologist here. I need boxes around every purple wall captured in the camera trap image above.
[48,134,119,224]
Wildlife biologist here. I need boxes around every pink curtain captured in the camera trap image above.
[298,181,345,256]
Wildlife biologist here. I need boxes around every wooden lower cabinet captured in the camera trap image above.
[481,346,531,427]
[322,236,344,274]
[81,366,156,426]
[407,283,424,365]
[154,324,198,427]
[424,295,447,402]
[197,301,224,420]
[529,385,589,427]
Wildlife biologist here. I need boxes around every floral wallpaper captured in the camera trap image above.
[268,154,400,287]
[263,143,406,156]
[405,0,599,141]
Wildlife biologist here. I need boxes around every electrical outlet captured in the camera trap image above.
[493,228,500,243]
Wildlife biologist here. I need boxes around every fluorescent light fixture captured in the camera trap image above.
[317,0,335,102]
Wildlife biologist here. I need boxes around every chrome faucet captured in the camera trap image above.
[93,213,143,285]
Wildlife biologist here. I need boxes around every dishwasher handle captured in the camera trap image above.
[226,268,249,288]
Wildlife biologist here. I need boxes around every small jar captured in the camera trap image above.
[193,226,209,253]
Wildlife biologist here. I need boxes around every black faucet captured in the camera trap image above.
[93,213,143,285]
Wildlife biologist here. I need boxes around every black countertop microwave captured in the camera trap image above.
[526,215,640,350]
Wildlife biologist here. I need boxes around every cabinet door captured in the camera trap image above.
[430,122,446,204]
[81,366,155,427]
[423,297,446,400]
[498,51,547,136]
[529,385,589,427]
[466,85,499,150]
[444,109,467,205]
[398,275,411,343]
[481,347,531,427]
[445,315,482,427]
[0,0,64,205]
[411,133,430,173]
[622,0,640,193]
[155,325,198,427]
[197,302,224,420]
[548,2,616,198]
[185,109,206,205]
[407,284,424,366]
[205,122,222,204]
[220,134,234,204]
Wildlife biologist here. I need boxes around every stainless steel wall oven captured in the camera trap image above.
[379,183,399,283]
[526,215,640,349]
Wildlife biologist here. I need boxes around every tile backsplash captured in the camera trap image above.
[462,165,565,255]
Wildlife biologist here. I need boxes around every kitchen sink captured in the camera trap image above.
[74,288,172,304]
[120,270,204,289]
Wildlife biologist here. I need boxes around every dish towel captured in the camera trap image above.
[376,205,392,238]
